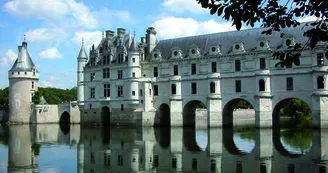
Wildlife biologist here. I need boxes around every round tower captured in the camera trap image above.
[77,39,88,108]
[8,39,39,123]
[127,36,141,105]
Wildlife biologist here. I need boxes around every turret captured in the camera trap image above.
[77,39,88,108]
[127,36,140,102]
[146,27,157,56]
[8,38,39,123]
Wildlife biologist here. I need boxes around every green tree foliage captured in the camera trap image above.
[280,98,312,127]
[0,88,9,105]
[280,129,313,154]
[196,0,328,67]
[32,91,41,104]
[235,100,253,109]
[36,87,77,104]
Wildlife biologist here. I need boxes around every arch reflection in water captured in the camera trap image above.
[2,125,328,172]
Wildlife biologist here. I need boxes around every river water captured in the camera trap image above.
[0,124,326,173]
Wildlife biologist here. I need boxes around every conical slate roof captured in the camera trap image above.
[129,37,138,52]
[78,39,88,59]
[9,42,36,72]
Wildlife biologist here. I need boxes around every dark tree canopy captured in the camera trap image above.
[197,0,328,67]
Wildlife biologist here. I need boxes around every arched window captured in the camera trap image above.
[210,82,215,93]
[171,84,176,95]
[259,79,265,91]
[317,76,325,89]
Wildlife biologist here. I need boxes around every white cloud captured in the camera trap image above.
[0,49,17,66]
[4,0,98,29]
[152,17,242,39]
[39,48,63,59]
[298,16,320,23]
[162,0,207,14]
[71,30,102,49]
[112,10,133,23]
[41,80,53,87]
[49,76,60,81]
[3,0,68,21]
[25,28,67,43]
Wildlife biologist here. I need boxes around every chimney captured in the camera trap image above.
[141,37,146,44]
[106,30,115,39]
[117,28,126,37]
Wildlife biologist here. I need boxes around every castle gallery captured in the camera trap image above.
[7,24,328,128]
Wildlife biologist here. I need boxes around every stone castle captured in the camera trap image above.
[2,24,328,128]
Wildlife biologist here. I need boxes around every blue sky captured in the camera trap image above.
[0,0,315,89]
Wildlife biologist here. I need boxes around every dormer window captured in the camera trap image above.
[209,45,221,56]
[211,47,216,52]
[283,37,295,48]
[191,49,196,54]
[171,47,182,59]
[152,49,162,61]
[259,42,265,47]
[257,39,270,50]
[189,45,200,58]
[235,44,240,50]
[154,53,158,58]
[233,43,245,53]
[285,39,292,46]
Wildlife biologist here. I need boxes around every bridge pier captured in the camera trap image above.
[170,128,183,172]
[312,129,328,161]
[207,98,222,127]
[254,129,273,173]
[170,99,183,127]
[255,96,273,128]
[207,128,223,172]
[312,95,328,128]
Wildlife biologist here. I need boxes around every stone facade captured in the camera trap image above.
[78,25,328,128]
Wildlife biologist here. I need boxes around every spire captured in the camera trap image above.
[78,37,88,59]
[129,36,138,52]
[22,34,27,48]
[9,37,36,72]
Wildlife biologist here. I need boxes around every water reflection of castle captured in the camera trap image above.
[1,126,328,173]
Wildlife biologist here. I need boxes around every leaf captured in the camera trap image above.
[210,5,218,15]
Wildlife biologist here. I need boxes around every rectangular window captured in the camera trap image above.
[32,81,34,89]
[118,70,123,79]
[149,89,152,95]
[192,158,197,170]
[104,84,110,97]
[132,58,135,63]
[260,58,266,69]
[103,68,110,78]
[154,85,158,96]
[90,73,95,81]
[317,53,324,66]
[191,64,196,74]
[118,155,123,166]
[118,86,123,97]
[174,65,178,75]
[121,104,124,111]
[236,161,242,173]
[235,60,241,72]
[118,54,124,63]
[286,77,293,91]
[90,88,95,98]
[235,80,241,93]
[172,158,177,169]
[211,62,217,73]
[104,154,110,166]
[132,91,135,96]
[153,155,159,167]
[210,159,216,172]
[91,152,95,164]
[191,82,197,94]
[154,67,158,77]
[132,72,135,78]
[140,89,143,96]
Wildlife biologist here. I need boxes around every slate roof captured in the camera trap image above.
[10,42,37,72]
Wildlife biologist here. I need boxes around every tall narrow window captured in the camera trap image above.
[32,81,34,89]
[118,155,123,166]
[235,80,241,93]
[149,89,152,95]
[191,64,196,74]
[154,67,158,77]
[236,161,242,173]
[211,62,217,73]
[210,82,215,93]
[104,84,110,97]
[288,164,295,173]
[90,73,95,81]
[132,91,135,96]
[259,79,265,91]
[210,159,217,172]
[103,68,110,78]
[235,60,241,72]
[91,152,95,164]
[318,76,325,89]
[104,154,110,166]
[192,158,197,170]
[191,82,197,94]
[174,65,178,75]
[118,86,123,97]
[260,58,266,69]
[154,85,158,96]
[317,53,324,66]
[140,89,143,96]
[286,77,293,91]
[153,155,159,167]
[118,54,124,63]
[121,104,124,111]
[132,58,135,63]
[171,84,176,95]
[33,69,36,76]
[132,72,135,78]
[172,158,177,169]
[118,70,123,79]
[90,88,95,98]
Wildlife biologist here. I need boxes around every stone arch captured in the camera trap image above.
[59,111,70,135]
[156,103,170,127]
[101,106,110,125]
[272,97,312,127]
[183,100,207,127]
[222,98,255,127]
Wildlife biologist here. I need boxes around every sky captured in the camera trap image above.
[0,0,316,89]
